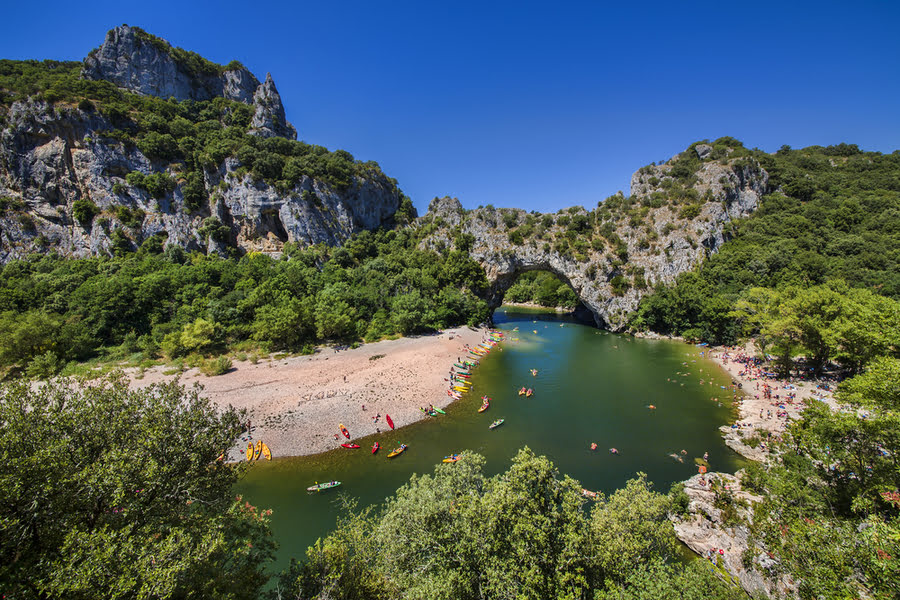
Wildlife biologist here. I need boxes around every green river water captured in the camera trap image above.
[238,306,745,573]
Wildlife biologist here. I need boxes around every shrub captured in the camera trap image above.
[678,204,702,220]
[199,355,232,376]
[72,199,99,225]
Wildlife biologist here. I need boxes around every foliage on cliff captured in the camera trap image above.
[0,374,274,599]
[0,227,490,376]
[631,142,900,346]
[272,448,744,600]
[0,58,401,204]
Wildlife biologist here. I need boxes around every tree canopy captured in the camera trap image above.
[0,374,274,599]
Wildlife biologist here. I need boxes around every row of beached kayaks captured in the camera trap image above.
[245,439,272,462]
[312,330,505,494]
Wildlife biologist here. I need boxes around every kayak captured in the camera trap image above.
[307,481,341,492]
[387,444,408,458]
[432,407,446,415]
[340,443,361,449]
[489,419,505,430]
[255,440,262,461]
[518,388,526,396]
[386,414,394,429]
[443,454,461,463]
[372,442,380,454]
[260,441,272,460]
[246,440,255,462]
[582,489,599,500]
[339,423,350,439]
[478,401,489,413]
[525,389,533,397]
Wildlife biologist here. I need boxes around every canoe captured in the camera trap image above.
[255,440,262,461]
[518,388,526,396]
[246,440,255,462]
[260,441,272,461]
[489,419,505,430]
[386,414,394,429]
[339,424,350,439]
[443,454,461,463]
[525,389,533,397]
[582,488,599,500]
[387,444,408,458]
[340,443,361,449]
[478,402,489,413]
[307,481,341,492]
[372,442,380,454]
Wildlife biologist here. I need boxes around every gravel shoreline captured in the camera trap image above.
[131,326,489,460]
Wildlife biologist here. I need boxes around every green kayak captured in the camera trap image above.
[307,481,341,492]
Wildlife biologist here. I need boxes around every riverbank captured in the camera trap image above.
[131,326,489,460]
[501,301,574,313]
[704,342,840,461]
[670,340,842,596]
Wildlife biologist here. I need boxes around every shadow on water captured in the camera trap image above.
[238,306,745,573]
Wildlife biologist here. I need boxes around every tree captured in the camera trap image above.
[0,374,275,599]
[588,474,680,584]
[277,449,702,600]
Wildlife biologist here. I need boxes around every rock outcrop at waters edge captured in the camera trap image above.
[671,472,796,597]
[0,27,400,261]
[420,146,769,330]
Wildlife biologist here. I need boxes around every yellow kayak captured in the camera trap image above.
[255,440,262,461]
[246,440,256,462]
[387,444,408,458]
[260,441,272,461]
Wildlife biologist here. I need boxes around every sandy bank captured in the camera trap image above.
[131,326,489,460]
[704,342,840,461]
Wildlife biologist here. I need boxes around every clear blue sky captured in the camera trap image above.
[3,0,899,214]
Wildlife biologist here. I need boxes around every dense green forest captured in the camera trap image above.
[504,270,578,308]
[630,142,900,348]
[0,229,489,378]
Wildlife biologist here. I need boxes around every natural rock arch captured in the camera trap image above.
[421,151,770,331]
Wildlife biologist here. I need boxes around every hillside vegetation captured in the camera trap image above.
[0,229,488,378]
[631,141,900,353]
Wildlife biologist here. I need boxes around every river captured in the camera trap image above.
[237,306,744,573]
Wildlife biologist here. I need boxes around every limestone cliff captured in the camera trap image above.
[0,27,399,261]
[420,144,769,330]
[83,25,296,140]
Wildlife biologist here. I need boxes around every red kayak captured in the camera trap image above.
[339,423,350,439]
[372,442,380,454]
[386,414,395,429]
[340,443,360,449]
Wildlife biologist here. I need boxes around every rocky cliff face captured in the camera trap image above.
[421,148,769,330]
[671,472,796,597]
[83,25,296,140]
[0,26,400,262]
